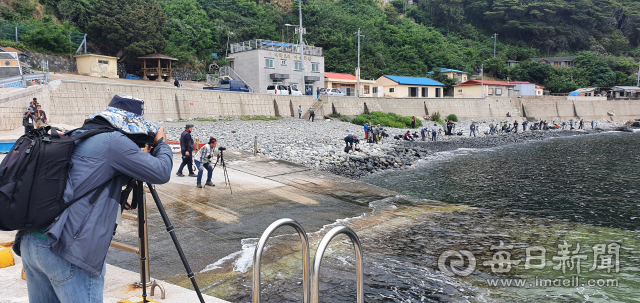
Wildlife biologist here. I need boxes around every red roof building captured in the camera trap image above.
[324,72,375,97]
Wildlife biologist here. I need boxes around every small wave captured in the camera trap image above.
[199,194,414,275]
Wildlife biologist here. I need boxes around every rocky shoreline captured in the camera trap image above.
[161,117,629,179]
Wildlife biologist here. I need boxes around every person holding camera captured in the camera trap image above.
[13,95,173,303]
[177,124,197,177]
[22,98,37,134]
[195,137,217,188]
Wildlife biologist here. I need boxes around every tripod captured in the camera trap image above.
[211,148,232,194]
[128,180,206,303]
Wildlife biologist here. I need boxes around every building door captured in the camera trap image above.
[421,87,428,97]
[436,88,441,97]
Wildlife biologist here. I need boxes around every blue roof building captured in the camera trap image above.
[427,68,469,84]
[374,75,446,98]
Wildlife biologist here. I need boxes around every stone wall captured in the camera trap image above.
[323,95,640,122]
[41,80,317,128]
[24,53,76,73]
[171,69,205,81]
[1,80,639,131]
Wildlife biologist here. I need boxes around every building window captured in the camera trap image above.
[458,89,462,93]
[265,58,274,68]
[389,88,395,93]
[409,87,418,97]
[373,87,378,94]
[364,85,370,94]
[496,88,502,95]
[422,87,428,97]
[294,61,302,70]
[281,59,286,65]
[311,62,319,72]
[488,88,494,95]
[436,88,441,97]
[98,60,109,65]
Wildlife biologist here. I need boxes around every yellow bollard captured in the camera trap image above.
[0,247,15,268]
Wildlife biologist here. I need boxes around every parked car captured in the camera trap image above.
[289,86,303,96]
[319,88,345,96]
[267,84,303,95]
[267,84,288,95]
[203,79,250,92]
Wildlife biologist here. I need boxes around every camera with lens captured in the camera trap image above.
[218,146,226,151]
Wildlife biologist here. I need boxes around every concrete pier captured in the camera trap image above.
[0,150,394,302]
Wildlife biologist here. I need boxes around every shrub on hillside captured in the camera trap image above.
[431,112,443,123]
[446,114,459,122]
[350,111,422,128]
[20,24,74,54]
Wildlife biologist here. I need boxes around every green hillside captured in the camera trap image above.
[2,0,640,92]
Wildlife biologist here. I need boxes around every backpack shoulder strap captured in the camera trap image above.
[67,127,115,141]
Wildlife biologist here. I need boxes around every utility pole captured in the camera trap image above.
[637,61,640,87]
[492,33,498,58]
[481,64,484,98]
[354,28,364,97]
[298,0,304,93]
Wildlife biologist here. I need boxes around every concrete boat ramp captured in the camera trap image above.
[0,150,394,302]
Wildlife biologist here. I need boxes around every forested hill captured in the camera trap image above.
[2,0,640,93]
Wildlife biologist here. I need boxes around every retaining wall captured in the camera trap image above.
[1,80,639,131]
[325,95,640,122]
[41,80,317,129]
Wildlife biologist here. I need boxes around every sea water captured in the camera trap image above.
[203,132,640,302]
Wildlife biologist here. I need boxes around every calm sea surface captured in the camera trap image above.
[365,132,640,232]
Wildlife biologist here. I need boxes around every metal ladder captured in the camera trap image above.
[252,218,364,303]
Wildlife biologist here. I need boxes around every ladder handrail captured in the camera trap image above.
[252,218,310,303]
[311,226,364,303]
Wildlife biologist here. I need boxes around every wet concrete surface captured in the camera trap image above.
[106,150,394,282]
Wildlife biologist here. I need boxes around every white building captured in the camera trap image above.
[226,39,324,94]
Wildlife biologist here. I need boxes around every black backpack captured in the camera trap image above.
[0,126,114,231]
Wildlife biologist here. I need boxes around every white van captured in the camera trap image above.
[267,84,302,95]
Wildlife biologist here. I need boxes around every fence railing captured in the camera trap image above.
[230,39,323,57]
[220,66,255,93]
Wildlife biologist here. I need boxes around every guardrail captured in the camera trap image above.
[0,73,49,87]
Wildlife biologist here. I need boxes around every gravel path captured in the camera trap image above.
[160,117,628,179]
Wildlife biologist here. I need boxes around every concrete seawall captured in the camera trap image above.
[1,80,639,131]
[324,95,640,122]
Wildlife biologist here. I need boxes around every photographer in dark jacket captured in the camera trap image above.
[177,124,196,177]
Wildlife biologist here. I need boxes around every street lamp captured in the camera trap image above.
[354,28,364,97]
[286,21,305,92]
[491,33,498,58]
[225,31,234,57]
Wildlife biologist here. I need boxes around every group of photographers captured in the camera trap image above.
[22,97,48,133]
[176,123,221,188]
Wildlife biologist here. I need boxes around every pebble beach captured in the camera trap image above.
[161,117,630,179]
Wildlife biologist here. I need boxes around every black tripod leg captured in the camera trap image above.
[135,181,148,303]
[146,183,206,303]
[220,157,232,194]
